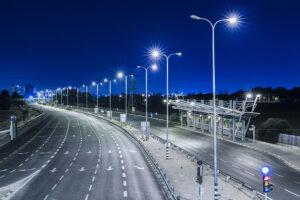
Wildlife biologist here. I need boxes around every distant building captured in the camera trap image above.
[24,85,36,98]
[11,85,25,96]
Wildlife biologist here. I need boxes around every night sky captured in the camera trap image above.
[0,0,299,94]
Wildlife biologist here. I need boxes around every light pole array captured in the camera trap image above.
[151,50,182,160]
[103,78,116,119]
[117,72,128,116]
[190,14,239,200]
[137,64,158,134]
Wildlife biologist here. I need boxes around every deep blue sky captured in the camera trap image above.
[0,0,299,94]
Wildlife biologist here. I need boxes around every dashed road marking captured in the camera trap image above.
[284,189,300,197]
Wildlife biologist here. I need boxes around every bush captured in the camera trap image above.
[258,118,290,143]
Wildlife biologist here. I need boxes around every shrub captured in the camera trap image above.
[258,118,290,143]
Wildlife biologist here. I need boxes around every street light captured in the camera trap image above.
[137,64,158,137]
[67,86,72,107]
[82,84,88,109]
[92,81,100,110]
[116,71,128,115]
[103,78,117,119]
[150,49,182,160]
[190,13,239,200]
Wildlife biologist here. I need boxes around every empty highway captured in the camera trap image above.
[110,111,300,200]
[0,107,165,200]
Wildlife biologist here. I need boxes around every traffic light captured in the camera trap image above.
[262,167,273,193]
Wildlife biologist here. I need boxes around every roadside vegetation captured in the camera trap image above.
[0,90,40,130]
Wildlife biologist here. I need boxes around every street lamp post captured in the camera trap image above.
[137,64,158,137]
[104,78,116,119]
[117,72,128,115]
[76,87,79,108]
[151,50,181,160]
[60,88,63,105]
[190,14,239,200]
[86,85,88,109]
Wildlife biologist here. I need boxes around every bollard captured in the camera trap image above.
[10,115,17,140]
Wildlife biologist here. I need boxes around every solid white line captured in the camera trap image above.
[51,184,57,190]
[284,189,300,197]
[275,173,284,178]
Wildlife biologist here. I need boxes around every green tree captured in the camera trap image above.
[0,89,10,110]
[258,118,290,143]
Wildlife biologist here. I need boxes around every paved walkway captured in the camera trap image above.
[124,126,255,200]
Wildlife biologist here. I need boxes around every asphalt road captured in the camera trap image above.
[0,107,165,200]
[111,112,300,200]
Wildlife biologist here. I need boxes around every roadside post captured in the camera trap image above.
[10,115,17,140]
[249,125,256,142]
[196,160,203,200]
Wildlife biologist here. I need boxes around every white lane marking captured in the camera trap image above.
[59,175,64,181]
[92,176,95,182]
[121,166,125,170]
[231,164,240,169]
[120,155,123,158]
[284,189,300,197]
[275,173,284,178]
[43,194,49,200]
[84,194,89,200]
[9,169,16,173]
[245,171,255,176]
[25,158,29,162]
[0,169,8,172]
[220,159,227,163]
[118,151,122,154]
[50,168,57,173]
[88,184,92,191]
[123,180,127,187]
[295,181,300,185]
[0,175,5,179]
[51,184,57,190]
[133,165,144,170]
[121,160,124,164]
[123,190,127,198]
[122,172,126,178]
[107,166,113,171]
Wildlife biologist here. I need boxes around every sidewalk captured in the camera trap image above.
[122,125,255,200]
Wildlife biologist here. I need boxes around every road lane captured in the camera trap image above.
[118,112,300,200]
[0,107,166,200]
